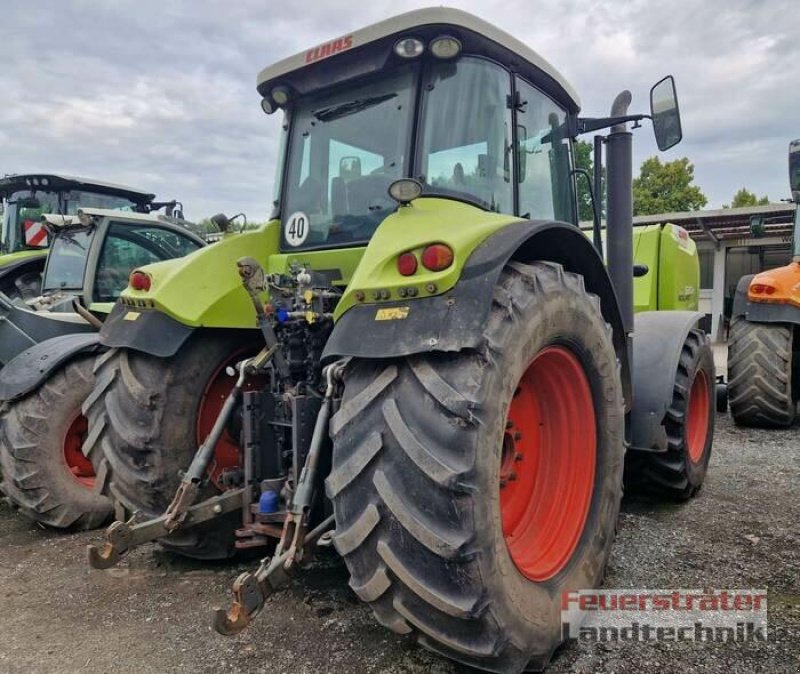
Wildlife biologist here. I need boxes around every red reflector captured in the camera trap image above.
[397,252,418,276]
[421,244,454,272]
[130,271,151,291]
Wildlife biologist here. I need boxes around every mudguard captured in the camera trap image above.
[629,310,706,452]
[0,332,104,403]
[0,292,96,367]
[731,273,800,324]
[323,220,631,402]
[0,253,46,285]
[98,301,195,358]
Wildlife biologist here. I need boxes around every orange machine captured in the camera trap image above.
[727,140,800,427]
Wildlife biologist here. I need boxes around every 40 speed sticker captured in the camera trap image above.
[285,211,309,247]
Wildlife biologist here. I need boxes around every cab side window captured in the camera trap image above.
[93,223,201,302]
[516,78,575,223]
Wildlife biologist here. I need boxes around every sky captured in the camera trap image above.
[1,0,796,221]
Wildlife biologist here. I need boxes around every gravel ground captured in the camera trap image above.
[1,413,798,674]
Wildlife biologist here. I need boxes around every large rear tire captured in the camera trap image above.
[83,332,258,559]
[328,262,625,673]
[728,317,796,427]
[625,329,715,500]
[0,356,112,529]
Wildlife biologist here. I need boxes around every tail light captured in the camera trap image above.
[421,244,454,272]
[130,271,152,292]
[397,252,418,276]
[751,283,776,296]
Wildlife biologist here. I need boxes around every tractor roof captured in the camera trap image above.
[43,207,206,244]
[256,7,580,113]
[0,173,155,203]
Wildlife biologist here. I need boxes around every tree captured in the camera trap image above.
[574,140,604,222]
[723,187,770,209]
[632,156,707,216]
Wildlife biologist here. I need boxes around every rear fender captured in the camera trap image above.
[0,253,46,295]
[0,292,95,368]
[732,273,800,324]
[629,310,708,452]
[98,301,196,358]
[0,332,104,402]
[324,220,631,404]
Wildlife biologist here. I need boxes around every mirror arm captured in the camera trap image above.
[574,114,649,136]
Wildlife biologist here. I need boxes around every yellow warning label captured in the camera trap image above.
[123,311,141,321]
[375,307,410,321]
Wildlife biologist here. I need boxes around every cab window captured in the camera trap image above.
[515,77,575,223]
[94,223,201,302]
[418,57,513,214]
[281,66,415,249]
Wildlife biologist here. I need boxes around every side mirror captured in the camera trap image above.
[339,156,362,180]
[650,76,682,151]
[210,212,231,232]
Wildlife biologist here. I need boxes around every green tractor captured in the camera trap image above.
[82,9,714,672]
[0,173,180,300]
[0,208,205,529]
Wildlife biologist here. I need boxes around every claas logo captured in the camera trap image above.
[305,35,354,64]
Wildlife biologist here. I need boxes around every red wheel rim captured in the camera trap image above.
[63,413,95,489]
[686,369,710,464]
[501,346,596,582]
[196,351,261,490]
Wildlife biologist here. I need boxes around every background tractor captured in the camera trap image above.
[727,140,800,427]
[0,173,181,300]
[84,9,715,673]
[0,208,205,529]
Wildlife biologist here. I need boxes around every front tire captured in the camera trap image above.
[625,329,715,500]
[0,356,112,529]
[83,332,258,559]
[328,262,624,673]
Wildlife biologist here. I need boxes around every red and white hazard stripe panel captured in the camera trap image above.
[23,219,49,247]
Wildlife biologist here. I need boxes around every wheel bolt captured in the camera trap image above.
[506,420,514,429]
[514,452,523,462]
[508,472,517,482]
[514,432,522,441]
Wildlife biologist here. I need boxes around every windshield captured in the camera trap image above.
[281,66,415,250]
[41,228,93,290]
[1,189,140,254]
[277,57,575,251]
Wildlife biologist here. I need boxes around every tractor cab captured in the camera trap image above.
[0,173,155,256]
[0,207,205,368]
[258,8,679,257]
[29,208,205,313]
[0,173,185,299]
